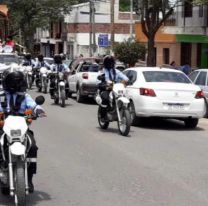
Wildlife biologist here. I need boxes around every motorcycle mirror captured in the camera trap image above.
[35,95,45,105]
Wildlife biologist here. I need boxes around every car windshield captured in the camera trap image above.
[0,55,19,65]
[44,58,54,65]
[143,71,192,84]
[80,64,99,72]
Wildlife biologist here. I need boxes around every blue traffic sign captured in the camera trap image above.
[98,34,108,47]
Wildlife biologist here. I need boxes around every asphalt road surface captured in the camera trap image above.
[1,90,208,206]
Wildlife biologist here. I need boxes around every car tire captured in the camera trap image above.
[76,88,83,103]
[184,118,198,128]
[129,101,137,126]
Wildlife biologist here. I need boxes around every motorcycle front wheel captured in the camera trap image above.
[54,91,59,104]
[60,88,66,107]
[43,78,47,94]
[98,106,109,129]
[14,161,26,206]
[28,76,33,89]
[118,108,131,136]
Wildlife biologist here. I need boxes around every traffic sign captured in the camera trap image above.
[98,34,108,47]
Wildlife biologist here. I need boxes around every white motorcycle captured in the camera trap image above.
[96,80,131,136]
[0,96,45,206]
[50,71,66,107]
[24,66,33,89]
[40,67,50,94]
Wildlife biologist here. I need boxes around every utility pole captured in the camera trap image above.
[110,0,115,52]
[130,0,133,41]
[89,0,96,57]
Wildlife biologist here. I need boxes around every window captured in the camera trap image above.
[143,71,191,84]
[184,0,193,17]
[189,71,199,82]
[163,48,170,64]
[195,72,207,86]
[199,5,203,17]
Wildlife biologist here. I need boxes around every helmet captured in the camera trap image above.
[25,53,31,60]
[38,54,44,61]
[2,71,27,93]
[103,55,115,70]
[60,53,66,61]
[54,54,62,64]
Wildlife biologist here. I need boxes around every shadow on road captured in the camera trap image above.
[0,190,51,206]
[132,117,205,131]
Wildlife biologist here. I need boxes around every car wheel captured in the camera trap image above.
[184,118,198,128]
[76,88,83,103]
[129,101,137,126]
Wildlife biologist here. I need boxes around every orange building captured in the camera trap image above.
[135,22,180,67]
[0,5,8,41]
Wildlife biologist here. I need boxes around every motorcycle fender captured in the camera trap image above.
[118,97,130,104]
[42,74,47,77]
[10,142,26,156]
[28,72,32,75]
[59,81,65,87]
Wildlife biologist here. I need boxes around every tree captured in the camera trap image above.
[133,0,178,66]
[3,0,77,53]
[113,41,146,67]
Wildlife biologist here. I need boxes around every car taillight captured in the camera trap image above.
[140,88,156,97]
[82,73,88,79]
[195,90,204,99]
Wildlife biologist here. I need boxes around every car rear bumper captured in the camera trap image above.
[80,84,98,96]
[134,98,207,119]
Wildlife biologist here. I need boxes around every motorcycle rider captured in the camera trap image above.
[22,53,36,67]
[97,55,129,121]
[0,70,45,193]
[34,54,51,70]
[49,54,70,99]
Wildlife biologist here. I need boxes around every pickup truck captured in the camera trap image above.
[67,61,100,102]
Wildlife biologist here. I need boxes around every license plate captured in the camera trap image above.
[168,103,184,110]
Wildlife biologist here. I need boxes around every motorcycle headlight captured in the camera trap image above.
[10,129,22,137]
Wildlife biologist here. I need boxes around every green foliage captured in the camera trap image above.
[193,0,208,4]
[119,0,130,11]
[2,0,76,52]
[113,41,146,66]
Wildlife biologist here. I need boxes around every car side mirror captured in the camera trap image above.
[35,95,45,105]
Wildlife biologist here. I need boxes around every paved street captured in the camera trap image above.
[0,90,208,206]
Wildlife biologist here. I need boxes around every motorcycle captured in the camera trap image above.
[96,80,131,136]
[40,67,50,94]
[0,96,45,206]
[35,68,41,92]
[50,71,67,107]
[24,66,33,89]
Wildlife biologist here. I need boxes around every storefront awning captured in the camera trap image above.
[176,34,208,43]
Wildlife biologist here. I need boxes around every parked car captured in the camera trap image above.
[68,61,100,102]
[0,53,20,66]
[124,67,206,128]
[189,69,208,100]
[69,57,103,73]
[44,57,54,65]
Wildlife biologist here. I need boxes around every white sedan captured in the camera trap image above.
[124,67,207,128]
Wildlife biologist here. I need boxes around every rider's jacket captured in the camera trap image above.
[22,59,36,67]
[34,61,51,70]
[50,63,70,73]
[0,91,43,115]
[103,68,129,83]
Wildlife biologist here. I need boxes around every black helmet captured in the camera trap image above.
[54,54,62,64]
[3,71,27,93]
[25,53,31,60]
[60,53,66,61]
[103,55,115,70]
[38,54,44,61]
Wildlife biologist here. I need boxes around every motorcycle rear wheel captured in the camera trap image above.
[98,106,109,129]
[14,162,26,206]
[118,108,131,136]
[60,89,66,107]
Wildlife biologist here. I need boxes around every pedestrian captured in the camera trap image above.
[180,62,191,75]
[170,61,178,70]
